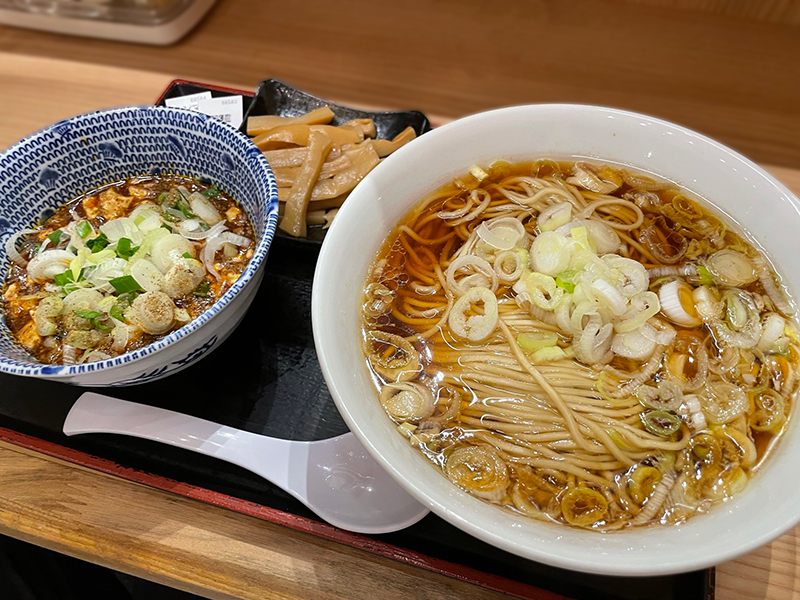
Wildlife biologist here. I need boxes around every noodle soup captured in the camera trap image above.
[360,159,798,531]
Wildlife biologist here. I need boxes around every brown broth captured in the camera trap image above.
[361,159,798,530]
[2,175,255,365]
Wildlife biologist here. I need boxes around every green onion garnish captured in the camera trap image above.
[74,309,102,320]
[109,275,144,294]
[115,237,139,260]
[555,270,578,294]
[86,233,109,253]
[110,304,125,322]
[76,220,92,239]
[203,184,220,198]
[53,270,74,287]
[54,269,85,288]
[48,230,66,246]
[175,198,197,220]
[157,192,168,204]
[697,264,713,286]
[75,309,113,331]
[182,252,193,259]
[116,291,136,308]
[193,282,210,297]
[642,410,681,437]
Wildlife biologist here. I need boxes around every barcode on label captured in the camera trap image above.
[164,93,244,128]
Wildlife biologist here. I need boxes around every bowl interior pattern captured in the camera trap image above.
[0,106,278,378]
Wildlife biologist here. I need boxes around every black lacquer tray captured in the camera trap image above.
[0,81,715,600]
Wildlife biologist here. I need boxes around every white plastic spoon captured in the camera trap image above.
[63,392,428,534]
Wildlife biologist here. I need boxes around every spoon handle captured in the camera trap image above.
[63,392,295,490]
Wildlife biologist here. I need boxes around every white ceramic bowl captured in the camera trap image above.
[312,104,800,575]
[0,106,278,386]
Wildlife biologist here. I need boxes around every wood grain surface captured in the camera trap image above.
[0,19,799,598]
[0,0,799,171]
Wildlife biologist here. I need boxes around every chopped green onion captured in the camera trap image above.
[53,270,74,287]
[75,309,113,331]
[48,230,67,246]
[86,233,109,253]
[175,198,197,220]
[74,309,102,320]
[203,184,220,198]
[76,220,92,239]
[109,304,125,322]
[517,332,558,352]
[531,346,566,363]
[157,192,168,204]
[116,292,136,308]
[642,410,681,436]
[193,281,210,297]
[182,252,193,259]
[115,237,139,260]
[198,221,210,232]
[109,275,144,294]
[162,210,182,223]
[555,270,578,294]
[697,265,713,286]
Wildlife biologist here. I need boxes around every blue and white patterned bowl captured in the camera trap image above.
[0,106,278,386]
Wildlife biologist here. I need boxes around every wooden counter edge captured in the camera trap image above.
[0,439,524,600]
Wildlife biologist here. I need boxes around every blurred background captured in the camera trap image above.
[0,0,799,168]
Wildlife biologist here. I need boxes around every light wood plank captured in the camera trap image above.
[0,53,174,149]
[616,0,800,25]
[0,440,515,600]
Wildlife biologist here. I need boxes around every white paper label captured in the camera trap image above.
[164,91,212,110]
[196,96,244,128]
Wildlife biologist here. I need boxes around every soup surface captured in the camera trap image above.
[361,159,799,530]
[2,175,254,365]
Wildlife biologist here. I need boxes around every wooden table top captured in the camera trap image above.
[0,2,800,597]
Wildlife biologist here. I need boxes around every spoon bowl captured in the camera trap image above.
[63,393,429,533]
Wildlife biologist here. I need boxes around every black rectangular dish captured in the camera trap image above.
[0,81,714,600]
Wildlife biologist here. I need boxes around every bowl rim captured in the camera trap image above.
[312,102,800,575]
[0,105,278,378]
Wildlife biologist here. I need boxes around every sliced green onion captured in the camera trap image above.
[86,233,109,253]
[203,184,221,198]
[115,237,139,260]
[74,309,102,320]
[531,346,566,363]
[76,220,92,239]
[116,291,136,308]
[176,198,197,220]
[648,275,678,291]
[53,270,75,287]
[48,229,67,245]
[696,265,713,286]
[642,410,681,436]
[157,192,168,204]
[555,270,578,294]
[182,252,193,259]
[109,275,144,294]
[517,332,558,352]
[193,281,210,297]
[110,304,125,322]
